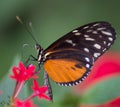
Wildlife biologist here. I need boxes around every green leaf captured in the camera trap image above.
[80,75,120,104]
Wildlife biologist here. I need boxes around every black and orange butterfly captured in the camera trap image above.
[25,21,116,100]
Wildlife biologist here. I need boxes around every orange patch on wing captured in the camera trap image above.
[44,59,86,83]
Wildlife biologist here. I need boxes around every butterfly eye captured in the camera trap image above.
[35,44,42,50]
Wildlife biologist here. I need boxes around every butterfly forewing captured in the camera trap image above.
[43,21,116,86]
[44,22,116,60]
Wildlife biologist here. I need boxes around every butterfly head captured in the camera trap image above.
[35,43,42,51]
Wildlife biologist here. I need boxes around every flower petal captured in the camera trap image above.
[31,80,50,101]
[38,94,51,101]
[12,98,38,107]
[10,62,38,82]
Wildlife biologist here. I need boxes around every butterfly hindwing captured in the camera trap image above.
[44,59,88,86]
[42,21,116,86]
[44,49,93,86]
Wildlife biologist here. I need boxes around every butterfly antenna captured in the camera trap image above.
[16,16,38,44]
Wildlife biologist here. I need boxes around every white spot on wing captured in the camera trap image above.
[103,41,107,45]
[84,48,89,53]
[72,30,78,33]
[92,31,98,34]
[87,30,92,32]
[65,84,68,86]
[94,53,101,58]
[65,39,72,43]
[101,31,112,36]
[75,32,81,36]
[99,35,103,38]
[107,43,111,46]
[65,40,76,46]
[79,80,82,83]
[82,78,85,81]
[61,83,64,86]
[103,48,107,52]
[108,37,113,41]
[86,64,90,68]
[83,26,89,29]
[93,23,100,27]
[75,82,79,85]
[94,43,101,49]
[69,83,72,86]
[84,34,89,38]
[85,57,90,62]
[85,38,95,41]
[83,76,86,79]
[97,27,106,30]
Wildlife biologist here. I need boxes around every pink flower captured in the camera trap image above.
[10,62,38,98]
[31,80,51,101]
[12,98,38,107]
[10,62,38,82]
[80,97,120,107]
[5,62,51,106]
[74,52,120,92]
[73,52,120,107]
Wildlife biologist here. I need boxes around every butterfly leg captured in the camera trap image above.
[25,55,37,65]
[44,71,53,101]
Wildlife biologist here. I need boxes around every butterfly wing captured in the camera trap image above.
[43,21,116,86]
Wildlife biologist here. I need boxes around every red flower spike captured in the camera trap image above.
[10,62,38,82]
[31,80,51,101]
[12,98,38,107]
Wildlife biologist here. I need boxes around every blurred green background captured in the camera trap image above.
[0,0,120,106]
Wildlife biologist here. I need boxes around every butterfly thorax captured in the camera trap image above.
[35,44,45,64]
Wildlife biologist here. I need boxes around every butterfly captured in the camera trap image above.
[36,21,116,85]
[31,21,116,100]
